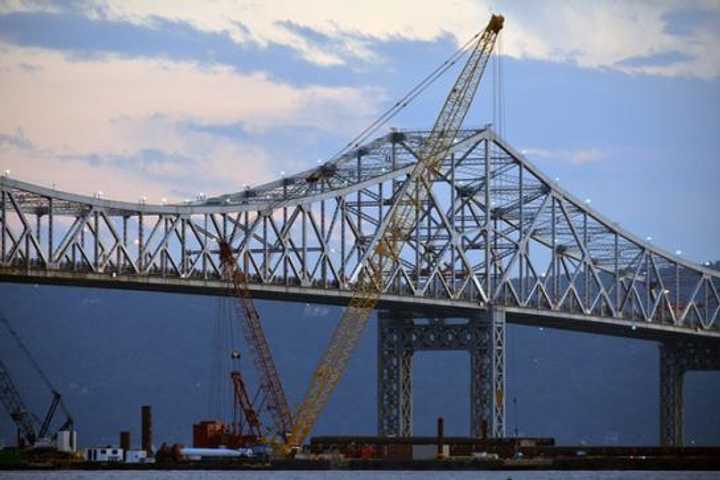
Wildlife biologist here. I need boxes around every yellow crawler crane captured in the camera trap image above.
[285,14,505,453]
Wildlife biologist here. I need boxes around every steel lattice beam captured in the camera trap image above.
[1,128,717,341]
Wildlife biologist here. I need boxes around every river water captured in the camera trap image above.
[0,472,717,480]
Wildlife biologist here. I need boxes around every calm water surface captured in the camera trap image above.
[0,472,717,480]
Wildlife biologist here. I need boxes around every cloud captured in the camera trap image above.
[521,147,606,166]
[570,149,606,165]
[0,127,31,150]
[0,44,382,201]
[2,0,718,78]
[662,6,720,37]
[616,50,694,68]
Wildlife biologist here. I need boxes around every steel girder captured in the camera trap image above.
[1,128,719,340]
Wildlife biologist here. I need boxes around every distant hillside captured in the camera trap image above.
[0,282,718,448]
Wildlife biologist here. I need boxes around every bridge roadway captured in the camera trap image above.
[1,266,717,345]
[1,127,719,445]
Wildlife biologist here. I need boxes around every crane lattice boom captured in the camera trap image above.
[0,357,38,446]
[219,242,293,437]
[0,314,74,445]
[286,14,504,450]
[230,371,263,439]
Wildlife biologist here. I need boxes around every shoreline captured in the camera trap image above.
[2,456,719,471]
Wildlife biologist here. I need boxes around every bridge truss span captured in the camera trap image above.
[1,128,718,341]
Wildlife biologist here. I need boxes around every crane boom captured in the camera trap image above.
[230,371,263,439]
[219,242,293,437]
[1,315,54,391]
[286,14,504,450]
[0,315,74,435]
[38,391,61,439]
[0,357,38,446]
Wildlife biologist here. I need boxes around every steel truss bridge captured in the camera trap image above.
[1,127,719,446]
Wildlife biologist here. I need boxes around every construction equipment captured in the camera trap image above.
[194,364,264,448]
[0,357,38,446]
[285,14,505,452]
[214,14,504,454]
[0,314,74,447]
[218,241,292,440]
[230,370,262,440]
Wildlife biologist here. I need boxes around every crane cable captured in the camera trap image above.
[492,28,506,139]
[266,28,493,212]
[0,313,73,426]
[1,315,55,392]
[499,30,505,139]
[326,30,487,164]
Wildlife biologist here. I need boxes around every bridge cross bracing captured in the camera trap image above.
[2,127,717,338]
[1,127,719,445]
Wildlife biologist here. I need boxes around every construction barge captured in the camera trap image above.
[3,440,720,471]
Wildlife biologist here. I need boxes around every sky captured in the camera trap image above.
[0,0,718,263]
[0,0,719,448]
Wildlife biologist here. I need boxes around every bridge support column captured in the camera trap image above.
[377,308,506,438]
[471,307,506,438]
[659,341,720,446]
[659,343,684,447]
[490,308,506,438]
[377,312,413,436]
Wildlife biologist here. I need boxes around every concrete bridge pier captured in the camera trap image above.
[377,308,506,438]
[659,340,720,446]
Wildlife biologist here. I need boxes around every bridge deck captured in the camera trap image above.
[2,268,717,345]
